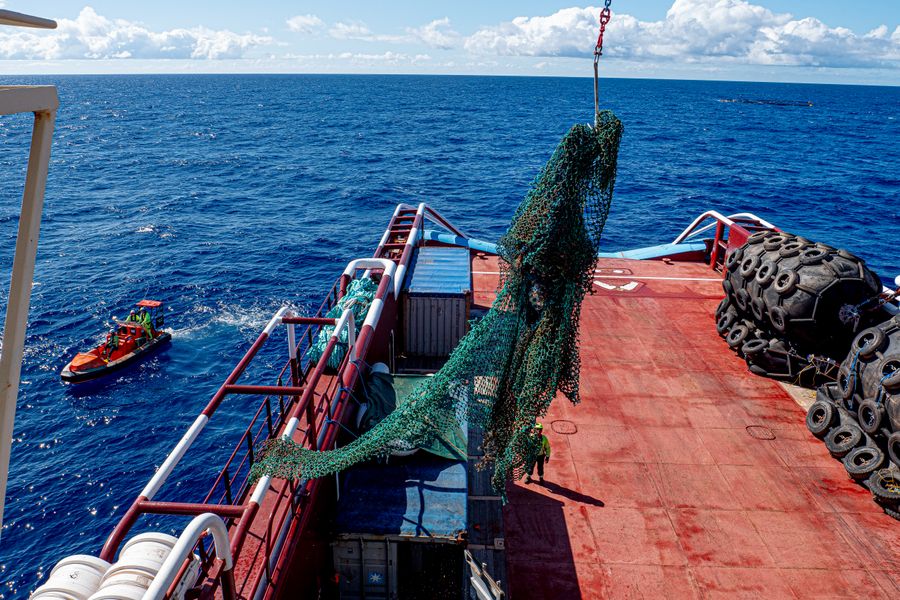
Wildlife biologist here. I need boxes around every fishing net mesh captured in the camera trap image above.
[252,111,623,495]
[305,278,377,369]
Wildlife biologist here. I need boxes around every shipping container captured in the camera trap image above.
[402,246,471,357]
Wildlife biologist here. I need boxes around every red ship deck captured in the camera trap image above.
[475,257,900,599]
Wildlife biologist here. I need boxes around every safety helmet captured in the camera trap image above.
[534,423,543,430]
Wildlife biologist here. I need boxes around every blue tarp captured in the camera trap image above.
[335,457,467,540]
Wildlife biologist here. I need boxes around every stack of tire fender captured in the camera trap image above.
[807,317,900,519]
[716,229,883,381]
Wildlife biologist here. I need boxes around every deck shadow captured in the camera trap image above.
[504,481,584,599]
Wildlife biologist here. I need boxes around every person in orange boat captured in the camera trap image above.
[103,329,119,360]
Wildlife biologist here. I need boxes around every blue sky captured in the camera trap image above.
[1,1,898,84]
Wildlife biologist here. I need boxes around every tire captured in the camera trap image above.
[888,432,900,468]
[716,311,737,335]
[842,446,885,481]
[725,249,743,271]
[715,297,730,320]
[868,468,900,506]
[851,327,887,360]
[742,338,769,357]
[769,306,788,333]
[751,297,766,321]
[746,231,771,245]
[824,423,863,458]
[800,247,829,265]
[763,235,789,251]
[735,289,751,312]
[816,383,840,405]
[739,255,760,278]
[773,269,799,295]
[837,365,856,401]
[726,324,750,349]
[778,241,806,258]
[722,278,734,296]
[806,400,837,438]
[755,261,777,286]
[857,400,885,435]
[881,357,900,393]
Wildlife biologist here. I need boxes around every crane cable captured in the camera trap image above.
[593,0,612,127]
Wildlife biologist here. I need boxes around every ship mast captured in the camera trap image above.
[0,9,58,538]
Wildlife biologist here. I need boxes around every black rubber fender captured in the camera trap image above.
[837,365,857,401]
[852,327,888,360]
[800,247,829,266]
[725,249,743,271]
[768,306,788,333]
[880,356,900,393]
[763,235,790,251]
[888,432,900,468]
[750,297,766,321]
[824,423,863,458]
[742,338,769,357]
[739,255,761,278]
[842,445,885,481]
[772,269,799,295]
[716,310,738,335]
[755,260,778,286]
[806,400,837,438]
[868,468,900,506]
[715,297,731,321]
[735,288,751,312]
[746,231,772,245]
[857,400,885,435]
[777,241,806,258]
[726,324,751,349]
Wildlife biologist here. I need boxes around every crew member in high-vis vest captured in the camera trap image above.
[524,422,551,484]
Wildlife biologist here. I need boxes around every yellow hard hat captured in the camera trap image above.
[534,423,543,430]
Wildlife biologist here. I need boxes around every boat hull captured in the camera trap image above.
[60,332,172,383]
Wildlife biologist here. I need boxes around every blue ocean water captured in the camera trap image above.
[0,74,897,596]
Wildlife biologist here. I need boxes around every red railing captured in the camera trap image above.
[91,203,465,600]
[672,210,776,270]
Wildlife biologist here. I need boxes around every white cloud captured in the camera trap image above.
[286,14,324,35]
[329,21,403,43]
[464,0,900,68]
[407,18,460,50]
[0,6,271,60]
[328,17,460,49]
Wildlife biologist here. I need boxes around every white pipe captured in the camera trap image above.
[262,306,291,336]
[343,258,396,282]
[0,101,57,536]
[361,298,384,332]
[140,415,209,499]
[333,309,356,363]
[286,323,296,361]
[144,513,233,600]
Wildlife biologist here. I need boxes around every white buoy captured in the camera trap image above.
[87,532,179,600]
[30,555,111,600]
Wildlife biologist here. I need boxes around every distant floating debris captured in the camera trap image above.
[719,98,813,107]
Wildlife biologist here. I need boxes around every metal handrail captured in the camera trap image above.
[145,513,234,600]
[672,210,775,245]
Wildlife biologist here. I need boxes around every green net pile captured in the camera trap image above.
[305,278,377,369]
[252,111,623,494]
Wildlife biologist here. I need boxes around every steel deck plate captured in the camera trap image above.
[469,256,900,599]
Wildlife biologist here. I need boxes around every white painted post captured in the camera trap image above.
[0,102,57,536]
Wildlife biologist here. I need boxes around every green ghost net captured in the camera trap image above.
[251,110,623,494]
